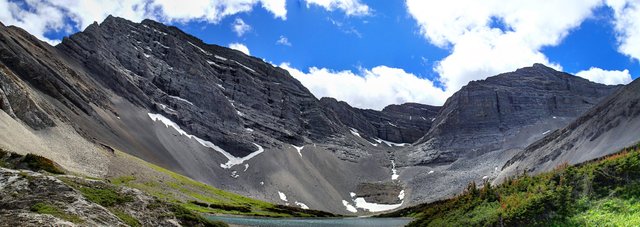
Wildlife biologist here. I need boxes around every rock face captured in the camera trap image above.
[503,76,640,176]
[57,16,344,156]
[0,168,183,226]
[407,64,620,166]
[321,97,440,143]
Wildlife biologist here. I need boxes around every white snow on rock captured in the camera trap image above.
[143,53,151,58]
[353,197,403,212]
[231,171,239,178]
[391,160,399,180]
[278,191,288,202]
[207,60,227,69]
[236,111,245,117]
[398,190,405,200]
[374,138,408,147]
[553,116,557,119]
[542,130,551,135]
[214,55,227,61]
[349,128,361,138]
[428,170,434,174]
[219,143,264,169]
[388,122,397,127]
[244,164,249,172]
[245,128,254,132]
[153,41,169,49]
[342,200,358,213]
[295,201,309,210]
[233,60,257,73]
[169,95,194,105]
[148,113,264,169]
[482,176,489,180]
[188,41,211,55]
[350,192,356,198]
[292,145,304,157]
[260,181,264,185]
[216,83,226,90]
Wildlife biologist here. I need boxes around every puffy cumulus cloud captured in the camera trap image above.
[0,0,286,45]
[405,0,603,94]
[607,0,640,61]
[280,63,448,110]
[276,35,291,46]
[229,43,250,55]
[232,18,251,37]
[304,0,370,16]
[576,67,633,85]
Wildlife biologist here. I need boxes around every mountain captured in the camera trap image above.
[396,64,620,205]
[502,76,640,177]
[320,97,440,144]
[1,15,636,218]
[0,17,413,215]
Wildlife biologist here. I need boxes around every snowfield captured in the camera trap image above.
[148,113,264,169]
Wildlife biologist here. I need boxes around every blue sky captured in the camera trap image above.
[2,0,639,109]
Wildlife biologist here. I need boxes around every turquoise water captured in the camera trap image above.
[207,216,412,227]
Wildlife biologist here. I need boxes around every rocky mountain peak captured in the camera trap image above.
[406,64,620,165]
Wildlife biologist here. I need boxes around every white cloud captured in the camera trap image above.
[304,0,370,16]
[576,67,633,85]
[280,63,448,110]
[232,18,251,37]
[276,35,291,46]
[607,0,640,61]
[0,0,287,45]
[229,43,250,55]
[405,0,603,94]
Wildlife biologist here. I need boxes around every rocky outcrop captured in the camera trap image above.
[503,76,640,176]
[0,168,187,226]
[321,97,440,143]
[407,64,620,166]
[56,16,347,156]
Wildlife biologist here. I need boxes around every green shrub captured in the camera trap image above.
[78,187,133,207]
[21,153,64,174]
[170,204,228,227]
[30,202,83,223]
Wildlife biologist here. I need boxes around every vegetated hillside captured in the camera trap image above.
[503,76,640,177]
[0,147,337,226]
[383,143,640,226]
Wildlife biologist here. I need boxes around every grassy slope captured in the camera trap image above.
[107,150,337,218]
[382,143,640,226]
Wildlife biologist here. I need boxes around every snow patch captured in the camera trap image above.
[542,130,551,135]
[231,171,239,178]
[353,197,403,212]
[350,192,356,198]
[553,116,557,119]
[153,41,169,49]
[233,60,257,73]
[342,200,357,213]
[207,60,228,69]
[260,181,264,185]
[482,176,489,180]
[148,113,266,169]
[278,191,288,202]
[244,164,249,172]
[245,128,254,132]
[216,83,226,90]
[349,128,361,138]
[295,201,309,210]
[169,95,194,105]
[143,53,151,58]
[188,42,211,55]
[236,111,244,117]
[377,138,408,147]
[398,190,405,200]
[292,145,304,157]
[214,55,227,61]
[391,160,399,180]
[428,170,434,174]
[388,122,397,127]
